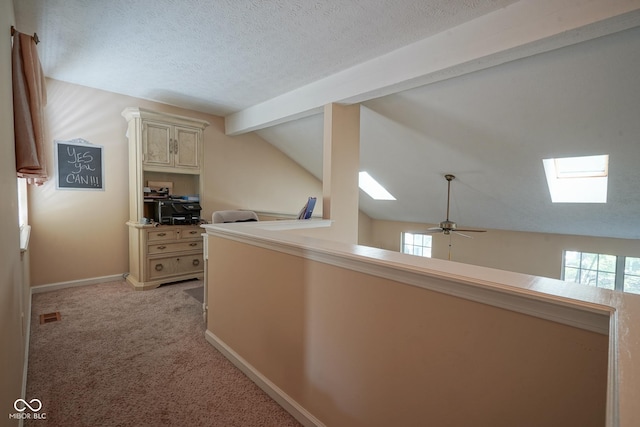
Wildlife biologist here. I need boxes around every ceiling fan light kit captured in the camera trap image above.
[426,174,487,237]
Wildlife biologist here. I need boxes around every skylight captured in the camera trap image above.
[359,171,396,200]
[542,154,609,203]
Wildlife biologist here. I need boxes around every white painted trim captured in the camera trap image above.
[254,210,323,220]
[19,224,30,253]
[19,288,32,427]
[204,219,331,230]
[205,330,325,427]
[121,107,209,129]
[31,274,126,294]
[606,310,620,427]
[249,219,332,231]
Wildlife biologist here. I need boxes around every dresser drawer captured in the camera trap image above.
[148,254,204,280]
[147,229,179,242]
[148,240,202,254]
[180,228,202,239]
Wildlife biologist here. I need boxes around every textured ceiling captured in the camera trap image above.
[14,0,640,239]
[15,0,516,114]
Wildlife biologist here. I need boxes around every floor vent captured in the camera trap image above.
[40,312,61,324]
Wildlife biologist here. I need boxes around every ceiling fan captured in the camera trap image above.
[425,174,487,238]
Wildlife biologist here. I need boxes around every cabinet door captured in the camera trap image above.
[174,126,200,169]
[143,121,173,167]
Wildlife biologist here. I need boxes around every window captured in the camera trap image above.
[17,177,30,251]
[543,155,608,203]
[562,250,640,295]
[625,257,640,294]
[402,232,432,258]
[359,171,396,200]
[17,177,28,227]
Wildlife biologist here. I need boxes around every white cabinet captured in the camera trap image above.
[122,108,209,290]
[143,121,201,170]
[122,107,209,225]
[121,108,205,175]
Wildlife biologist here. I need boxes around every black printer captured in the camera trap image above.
[154,200,201,225]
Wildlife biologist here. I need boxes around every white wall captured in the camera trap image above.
[202,114,323,217]
[28,79,322,286]
[367,219,640,280]
[1,1,27,424]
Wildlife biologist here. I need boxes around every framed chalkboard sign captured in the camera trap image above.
[55,139,104,190]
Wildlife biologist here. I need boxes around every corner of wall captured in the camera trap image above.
[2,0,29,421]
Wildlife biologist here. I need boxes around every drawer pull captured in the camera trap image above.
[189,230,198,234]
[192,259,200,266]
[157,245,167,250]
[157,232,167,237]
[155,264,164,271]
[189,243,198,246]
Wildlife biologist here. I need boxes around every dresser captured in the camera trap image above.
[122,108,209,290]
[126,223,204,289]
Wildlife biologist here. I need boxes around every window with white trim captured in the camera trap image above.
[17,177,30,251]
[402,232,432,258]
[624,257,640,294]
[17,177,28,228]
[543,155,609,203]
[562,250,640,295]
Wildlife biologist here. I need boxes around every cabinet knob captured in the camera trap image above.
[192,259,200,266]
[157,233,166,237]
[157,246,166,250]
[155,264,164,271]
[189,243,197,247]
[189,231,197,234]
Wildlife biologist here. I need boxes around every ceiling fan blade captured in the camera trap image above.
[424,227,444,234]
[406,228,440,234]
[455,228,487,233]
[453,231,473,238]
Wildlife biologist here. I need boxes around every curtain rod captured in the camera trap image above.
[10,25,39,44]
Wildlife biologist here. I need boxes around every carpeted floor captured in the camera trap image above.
[183,284,204,304]
[26,280,302,427]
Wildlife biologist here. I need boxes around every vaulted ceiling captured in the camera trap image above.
[14,0,640,239]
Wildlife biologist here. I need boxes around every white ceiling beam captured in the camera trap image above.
[225,0,640,135]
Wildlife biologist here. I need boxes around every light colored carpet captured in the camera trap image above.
[184,284,204,304]
[26,280,302,427]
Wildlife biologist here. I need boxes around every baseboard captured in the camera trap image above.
[31,274,126,294]
[204,330,325,427]
[19,288,32,427]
